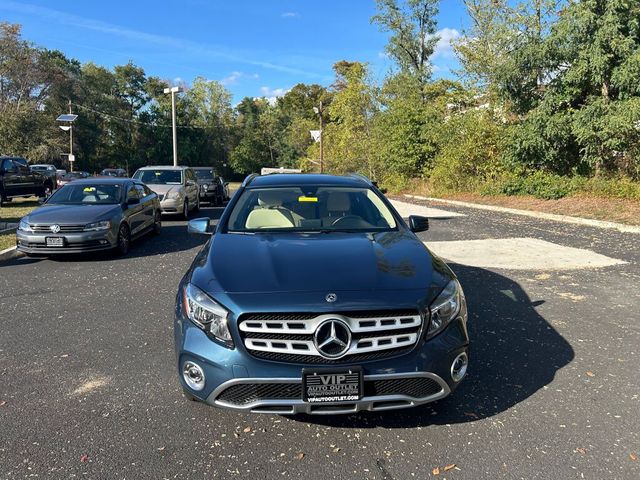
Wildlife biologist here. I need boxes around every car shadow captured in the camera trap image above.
[10,204,226,264]
[291,263,575,427]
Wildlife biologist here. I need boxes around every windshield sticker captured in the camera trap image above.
[83,187,96,192]
[298,196,318,203]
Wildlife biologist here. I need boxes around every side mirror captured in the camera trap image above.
[127,197,140,206]
[188,217,212,235]
[186,180,196,186]
[408,215,429,233]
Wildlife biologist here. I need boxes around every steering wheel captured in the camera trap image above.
[331,215,364,227]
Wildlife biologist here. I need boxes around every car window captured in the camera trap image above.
[194,169,213,180]
[2,159,15,171]
[135,185,146,198]
[132,169,183,185]
[127,185,140,200]
[48,183,123,204]
[227,186,397,232]
[14,158,28,168]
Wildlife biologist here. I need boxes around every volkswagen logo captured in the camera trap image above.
[325,293,337,303]
[313,319,352,359]
[50,224,61,234]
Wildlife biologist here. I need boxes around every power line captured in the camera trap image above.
[72,103,209,130]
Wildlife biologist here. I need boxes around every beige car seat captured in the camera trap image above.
[246,191,302,229]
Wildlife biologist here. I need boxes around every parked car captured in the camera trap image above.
[29,164,58,191]
[132,166,199,218]
[16,178,161,256]
[101,168,128,178]
[56,169,67,179]
[219,176,230,201]
[57,171,91,187]
[192,167,225,206]
[174,173,469,414]
[1,156,52,205]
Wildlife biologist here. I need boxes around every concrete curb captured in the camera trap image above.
[404,194,640,235]
[0,246,23,263]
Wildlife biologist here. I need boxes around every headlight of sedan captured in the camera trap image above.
[182,283,233,347]
[84,220,111,231]
[18,218,33,232]
[426,279,466,339]
[166,190,183,200]
[202,184,209,191]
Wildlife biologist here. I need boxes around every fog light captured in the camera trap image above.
[451,352,468,382]
[182,361,205,391]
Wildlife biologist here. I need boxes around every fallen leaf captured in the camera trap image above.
[575,448,586,454]
[243,426,251,433]
[80,455,89,463]
[432,467,440,475]
[444,464,456,471]
[630,453,638,461]
[60,354,69,358]
[157,446,165,451]
[0,401,6,407]
[294,452,305,460]
[586,371,595,377]
[332,447,341,453]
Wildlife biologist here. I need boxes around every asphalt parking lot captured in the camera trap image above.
[1,198,639,479]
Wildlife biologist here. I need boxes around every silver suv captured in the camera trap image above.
[132,166,199,218]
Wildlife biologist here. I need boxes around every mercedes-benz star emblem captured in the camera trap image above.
[50,224,61,234]
[325,293,337,303]
[314,319,352,359]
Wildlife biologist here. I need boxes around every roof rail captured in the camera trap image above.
[347,172,373,186]
[242,173,259,187]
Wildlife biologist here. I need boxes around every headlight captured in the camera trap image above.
[182,283,233,347]
[166,191,183,200]
[426,279,466,339]
[202,184,209,191]
[83,220,111,231]
[18,218,33,232]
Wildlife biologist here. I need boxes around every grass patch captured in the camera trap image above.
[0,197,40,224]
[0,231,16,251]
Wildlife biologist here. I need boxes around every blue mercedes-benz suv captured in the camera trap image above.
[174,173,469,414]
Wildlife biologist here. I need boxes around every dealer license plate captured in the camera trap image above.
[302,368,362,403]
[45,237,64,247]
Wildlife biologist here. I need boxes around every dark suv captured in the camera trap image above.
[174,173,469,414]
[1,156,52,204]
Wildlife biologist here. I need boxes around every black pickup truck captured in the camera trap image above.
[0,156,51,205]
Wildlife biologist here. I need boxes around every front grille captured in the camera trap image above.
[239,310,422,364]
[216,377,442,406]
[31,224,85,233]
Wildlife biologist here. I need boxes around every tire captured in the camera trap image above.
[115,223,131,256]
[182,200,189,220]
[152,210,162,235]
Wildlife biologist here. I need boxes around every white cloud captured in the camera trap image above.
[281,12,299,18]
[431,28,461,59]
[221,71,259,85]
[259,86,289,105]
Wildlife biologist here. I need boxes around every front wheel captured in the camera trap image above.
[182,200,189,219]
[152,210,162,235]
[116,223,131,255]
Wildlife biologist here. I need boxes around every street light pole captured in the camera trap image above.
[57,106,78,172]
[313,101,324,173]
[164,86,183,167]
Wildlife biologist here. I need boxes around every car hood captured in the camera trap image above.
[146,184,182,195]
[191,230,450,296]
[27,204,122,224]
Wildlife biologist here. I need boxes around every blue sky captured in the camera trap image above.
[0,0,469,102]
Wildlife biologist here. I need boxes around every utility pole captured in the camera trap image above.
[164,86,184,166]
[313,101,324,173]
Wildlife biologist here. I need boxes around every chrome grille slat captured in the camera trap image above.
[239,313,421,335]
[239,311,423,362]
[31,224,85,233]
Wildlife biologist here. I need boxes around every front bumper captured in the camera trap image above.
[160,198,183,214]
[16,229,116,254]
[175,312,469,414]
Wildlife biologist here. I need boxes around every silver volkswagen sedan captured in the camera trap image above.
[16,178,161,256]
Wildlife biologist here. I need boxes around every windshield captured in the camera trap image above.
[133,169,183,185]
[227,186,397,233]
[47,183,122,205]
[194,169,213,180]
